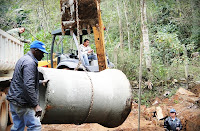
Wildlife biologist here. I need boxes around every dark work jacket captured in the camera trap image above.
[7,51,39,108]
[164,116,182,131]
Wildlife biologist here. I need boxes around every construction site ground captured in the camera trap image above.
[6,83,200,131]
[6,105,163,131]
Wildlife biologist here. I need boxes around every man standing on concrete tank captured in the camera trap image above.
[79,39,97,66]
[7,27,31,43]
[7,40,48,131]
[164,108,182,131]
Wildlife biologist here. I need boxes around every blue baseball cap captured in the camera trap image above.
[30,40,48,54]
[170,108,176,113]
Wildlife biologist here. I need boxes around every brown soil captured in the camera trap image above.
[40,105,164,131]
[6,104,164,131]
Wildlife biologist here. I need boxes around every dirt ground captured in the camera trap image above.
[40,107,164,131]
[6,104,164,131]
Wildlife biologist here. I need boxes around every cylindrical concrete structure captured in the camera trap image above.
[38,67,132,128]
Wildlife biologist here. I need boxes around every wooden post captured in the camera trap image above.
[93,1,108,71]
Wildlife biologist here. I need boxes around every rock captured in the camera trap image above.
[187,97,200,104]
[156,106,164,120]
[176,87,199,103]
[179,78,187,84]
[152,97,161,106]
[156,106,168,120]
[195,81,200,85]
[172,79,178,84]
[188,74,194,81]
[176,87,196,96]
[143,106,156,120]
[188,82,196,89]
[132,86,139,89]
[130,80,138,87]
[173,79,178,83]
[145,80,153,90]
[191,52,199,58]
[163,91,171,97]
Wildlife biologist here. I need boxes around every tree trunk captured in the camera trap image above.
[153,0,157,6]
[123,0,131,53]
[190,0,200,48]
[116,1,123,49]
[140,0,152,71]
[41,0,50,32]
[176,0,181,16]
[183,45,189,89]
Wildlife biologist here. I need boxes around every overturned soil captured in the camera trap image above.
[41,106,164,131]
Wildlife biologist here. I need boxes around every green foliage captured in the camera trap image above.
[116,49,140,81]
[152,63,168,81]
[152,30,183,64]
[174,99,179,104]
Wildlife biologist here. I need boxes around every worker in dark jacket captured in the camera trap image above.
[164,108,182,131]
[7,27,31,43]
[7,40,48,131]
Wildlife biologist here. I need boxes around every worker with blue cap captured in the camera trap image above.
[164,108,182,131]
[7,40,49,131]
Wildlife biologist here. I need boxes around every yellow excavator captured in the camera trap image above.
[39,0,113,72]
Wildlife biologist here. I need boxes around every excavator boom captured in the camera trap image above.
[60,0,107,71]
[61,0,99,31]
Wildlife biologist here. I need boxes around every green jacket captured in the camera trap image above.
[7,28,30,43]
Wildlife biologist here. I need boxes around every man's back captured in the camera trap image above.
[7,28,20,38]
[7,51,39,108]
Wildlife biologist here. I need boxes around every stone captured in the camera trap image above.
[163,91,171,97]
[176,87,196,96]
[143,106,156,120]
[152,97,161,106]
[156,106,168,120]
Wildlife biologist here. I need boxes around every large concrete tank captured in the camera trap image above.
[38,67,132,128]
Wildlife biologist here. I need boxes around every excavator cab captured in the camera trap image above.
[49,28,114,72]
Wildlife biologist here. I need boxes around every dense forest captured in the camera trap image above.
[1,0,199,105]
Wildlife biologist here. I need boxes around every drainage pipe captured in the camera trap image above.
[38,67,132,128]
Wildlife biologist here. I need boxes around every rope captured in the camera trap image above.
[74,0,82,71]
[74,0,94,123]
[83,72,94,122]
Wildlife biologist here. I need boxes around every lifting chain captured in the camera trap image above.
[74,0,94,124]
[75,0,81,68]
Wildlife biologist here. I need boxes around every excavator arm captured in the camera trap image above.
[60,0,107,71]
